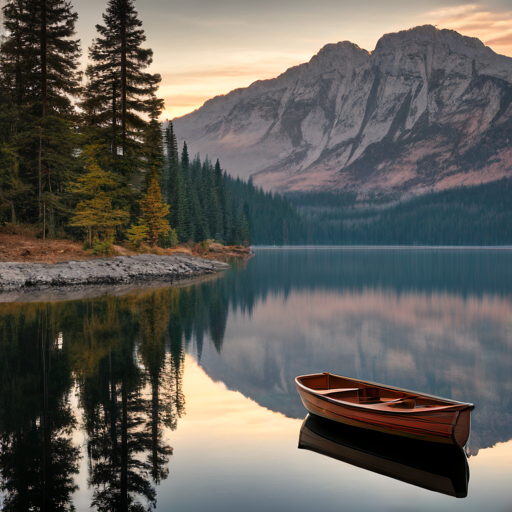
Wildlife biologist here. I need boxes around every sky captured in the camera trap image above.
[10,0,512,119]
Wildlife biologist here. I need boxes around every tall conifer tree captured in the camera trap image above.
[0,0,82,234]
[201,158,222,240]
[181,142,189,171]
[144,98,165,182]
[0,0,38,107]
[214,159,229,241]
[82,0,162,176]
[175,174,191,243]
[179,142,195,241]
[180,143,203,243]
[128,178,171,247]
[163,122,180,215]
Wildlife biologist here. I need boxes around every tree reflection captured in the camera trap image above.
[0,304,80,511]
[0,278,231,511]
[209,292,228,354]
[72,287,200,510]
[75,298,157,511]
[138,290,176,485]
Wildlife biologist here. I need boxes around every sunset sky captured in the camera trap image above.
[68,1,512,118]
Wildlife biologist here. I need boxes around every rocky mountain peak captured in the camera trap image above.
[312,40,369,63]
[173,26,512,198]
[376,25,489,55]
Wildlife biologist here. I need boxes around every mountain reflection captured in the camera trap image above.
[197,250,512,456]
[1,249,511,509]
[0,282,230,510]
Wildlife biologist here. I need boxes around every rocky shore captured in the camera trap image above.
[0,254,229,293]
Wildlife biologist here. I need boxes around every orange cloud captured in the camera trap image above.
[162,94,212,107]
[158,51,312,119]
[486,33,512,46]
[422,4,512,56]
[157,4,512,120]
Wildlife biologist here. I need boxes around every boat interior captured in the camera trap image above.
[298,373,452,410]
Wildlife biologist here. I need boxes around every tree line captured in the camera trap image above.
[290,179,512,246]
[179,168,512,248]
[161,122,250,246]
[0,0,287,251]
[224,179,512,246]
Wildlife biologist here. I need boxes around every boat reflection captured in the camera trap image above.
[298,414,470,498]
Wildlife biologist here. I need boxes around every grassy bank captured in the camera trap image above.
[0,225,251,264]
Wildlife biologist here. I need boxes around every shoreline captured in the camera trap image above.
[0,254,230,298]
[0,272,224,304]
[253,245,512,251]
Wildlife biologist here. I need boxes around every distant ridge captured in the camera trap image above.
[173,25,512,198]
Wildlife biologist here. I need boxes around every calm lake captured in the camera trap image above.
[1,248,511,511]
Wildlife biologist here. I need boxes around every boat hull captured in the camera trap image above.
[296,373,474,447]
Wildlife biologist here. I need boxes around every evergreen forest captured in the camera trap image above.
[220,178,512,246]
[1,0,510,249]
[0,0,288,250]
[287,179,512,246]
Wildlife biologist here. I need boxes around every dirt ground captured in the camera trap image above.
[0,229,252,264]
[0,232,98,263]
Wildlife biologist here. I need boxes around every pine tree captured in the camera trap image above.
[187,153,207,242]
[162,127,191,242]
[0,0,82,232]
[176,172,191,243]
[82,0,162,175]
[129,178,173,247]
[186,153,198,241]
[0,0,38,107]
[163,122,180,222]
[172,141,196,242]
[69,154,129,249]
[214,159,228,242]
[228,200,241,245]
[223,185,233,244]
[201,158,222,240]
[181,142,189,171]
[179,142,195,241]
[143,98,165,182]
[242,201,252,246]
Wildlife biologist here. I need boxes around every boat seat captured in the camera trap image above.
[315,388,359,395]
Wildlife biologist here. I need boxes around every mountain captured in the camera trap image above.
[172,25,512,197]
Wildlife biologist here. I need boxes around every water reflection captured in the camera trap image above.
[299,414,470,498]
[0,304,80,511]
[0,283,229,510]
[198,250,512,456]
[0,249,511,510]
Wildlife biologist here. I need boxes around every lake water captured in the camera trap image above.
[1,248,511,511]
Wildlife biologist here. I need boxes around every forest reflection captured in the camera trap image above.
[0,279,230,511]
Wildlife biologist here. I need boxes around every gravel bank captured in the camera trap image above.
[0,254,229,292]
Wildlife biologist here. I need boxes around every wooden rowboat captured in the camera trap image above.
[295,372,475,447]
[299,414,470,498]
